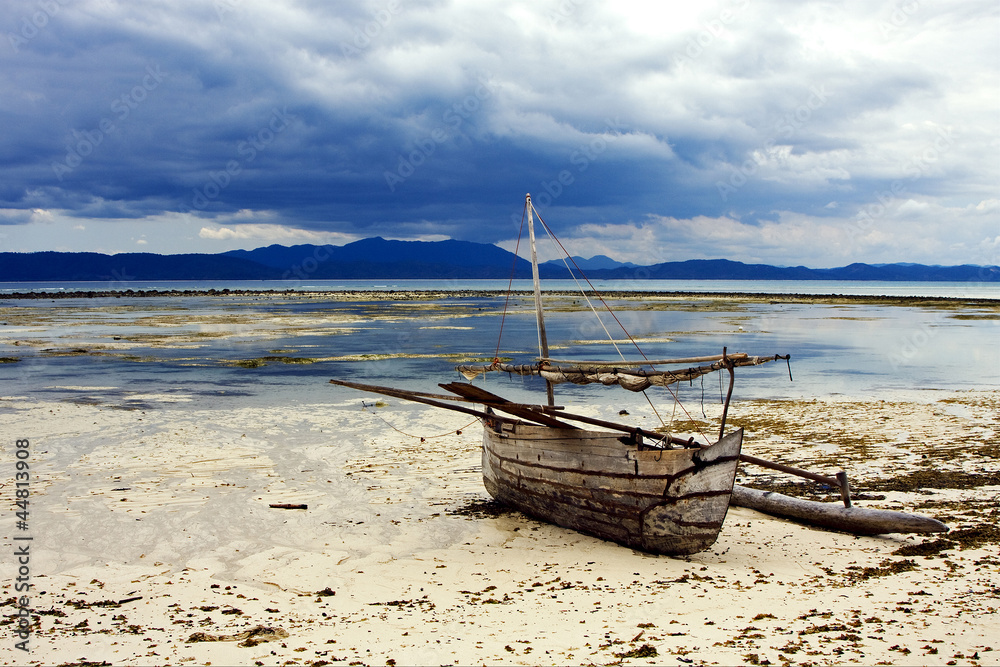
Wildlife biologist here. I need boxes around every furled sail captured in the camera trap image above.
[456,353,789,393]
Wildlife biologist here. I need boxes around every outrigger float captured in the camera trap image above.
[331,194,947,555]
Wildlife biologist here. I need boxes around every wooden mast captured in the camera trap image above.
[525,193,555,406]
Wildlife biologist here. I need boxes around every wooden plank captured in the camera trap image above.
[486,452,669,504]
[486,425,740,491]
[501,448,640,478]
[491,465,644,524]
[485,426,633,458]
[329,379,515,423]
[641,496,730,554]
[738,453,841,488]
[483,435,665,508]
[487,464,640,543]
[440,382,578,429]
[486,425,681,478]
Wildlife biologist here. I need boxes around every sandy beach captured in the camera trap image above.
[2,385,998,666]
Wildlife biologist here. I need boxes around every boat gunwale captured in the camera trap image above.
[482,432,740,485]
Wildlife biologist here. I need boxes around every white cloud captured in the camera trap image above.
[198,223,359,244]
[524,198,1000,268]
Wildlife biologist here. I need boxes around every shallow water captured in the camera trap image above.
[3,278,999,298]
[1,292,997,415]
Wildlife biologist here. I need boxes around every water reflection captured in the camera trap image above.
[0,293,996,409]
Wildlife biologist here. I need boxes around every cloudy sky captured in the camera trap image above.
[1,0,997,267]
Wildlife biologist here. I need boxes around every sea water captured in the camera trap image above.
[0,286,997,416]
[1,278,999,298]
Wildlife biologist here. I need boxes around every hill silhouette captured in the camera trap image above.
[0,238,996,282]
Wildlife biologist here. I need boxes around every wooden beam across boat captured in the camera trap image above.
[438,382,580,429]
[541,353,749,367]
[335,378,848,489]
[440,381,702,445]
[738,452,853,506]
[336,380,855,482]
[335,377,694,446]
[328,379,519,424]
[540,406,699,448]
[331,379,583,430]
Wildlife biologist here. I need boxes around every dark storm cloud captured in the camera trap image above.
[0,0,996,264]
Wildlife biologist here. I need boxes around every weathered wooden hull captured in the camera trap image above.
[481,421,743,555]
[731,485,950,535]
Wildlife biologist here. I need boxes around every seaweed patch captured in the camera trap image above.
[225,356,318,368]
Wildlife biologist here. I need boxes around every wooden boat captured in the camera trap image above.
[332,193,947,551]
[329,376,757,556]
[332,193,790,555]
[478,410,745,555]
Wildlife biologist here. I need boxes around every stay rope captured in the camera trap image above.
[530,207,715,438]
[493,204,526,365]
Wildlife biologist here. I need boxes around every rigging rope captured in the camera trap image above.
[553,253,627,360]
[531,204,715,440]
[486,197,729,445]
[493,203,527,364]
[533,208,670,429]
[361,402,479,441]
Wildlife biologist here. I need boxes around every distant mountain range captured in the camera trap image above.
[542,255,639,271]
[0,238,997,283]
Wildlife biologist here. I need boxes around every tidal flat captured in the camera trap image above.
[1,290,996,388]
[0,289,997,665]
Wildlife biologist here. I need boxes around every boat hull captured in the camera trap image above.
[481,421,743,555]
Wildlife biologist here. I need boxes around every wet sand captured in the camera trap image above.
[2,389,997,666]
